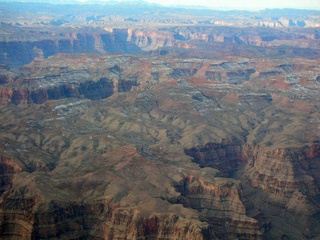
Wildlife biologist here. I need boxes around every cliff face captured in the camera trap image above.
[0,157,22,196]
[184,142,320,238]
[0,199,212,240]
[185,141,243,177]
[242,145,320,199]
[0,31,142,67]
[174,175,262,239]
[125,28,175,51]
[1,25,320,67]
[0,76,138,105]
[0,65,19,84]
[169,26,319,45]
[185,143,320,201]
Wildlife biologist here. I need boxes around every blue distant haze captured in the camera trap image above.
[1,0,319,10]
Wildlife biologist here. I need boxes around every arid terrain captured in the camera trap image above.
[0,1,320,239]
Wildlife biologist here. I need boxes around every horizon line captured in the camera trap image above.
[0,0,320,11]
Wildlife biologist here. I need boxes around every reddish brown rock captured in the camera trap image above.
[173,175,263,239]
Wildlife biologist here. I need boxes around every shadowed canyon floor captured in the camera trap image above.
[0,2,320,240]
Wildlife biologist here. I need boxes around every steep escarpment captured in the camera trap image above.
[124,28,175,51]
[173,176,262,239]
[184,141,243,177]
[0,79,114,104]
[0,157,22,196]
[0,75,138,105]
[239,144,320,239]
[169,26,320,46]
[241,145,320,199]
[185,143,320,202]
[0,28,142,67]
[2,24,320,67]
[1,198,212,239]
[184,142,320,239]
[0,65,20,84]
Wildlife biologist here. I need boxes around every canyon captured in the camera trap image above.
[1,25,320,68]
[0,2,320,240]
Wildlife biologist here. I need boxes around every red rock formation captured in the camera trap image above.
[123,28,175,50]
[0,156,23,195]
[185,142,320,203]
[0,198,212,239]
[2,25,320,67]
[0,77,140,104]
[0,88,13,104]
[242,145,320,199]
[174,175,263,239]
[184,141,243,177]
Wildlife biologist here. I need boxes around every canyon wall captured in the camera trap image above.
[0,31,142,67]
[0,198,213,239]
[184,142,320,238]
[1,26,320,67]
[0,77,138,104]
[185,143,320,201]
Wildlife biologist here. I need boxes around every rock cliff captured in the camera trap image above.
[173,175,262,239]
[0,56,141,104]
[0,28,142,67]
[1,24,320,67]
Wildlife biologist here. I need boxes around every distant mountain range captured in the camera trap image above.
[0,0,320,16]
[1,0,156,5]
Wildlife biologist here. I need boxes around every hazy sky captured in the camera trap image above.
[4,0,320,10]
[144,0,320,10]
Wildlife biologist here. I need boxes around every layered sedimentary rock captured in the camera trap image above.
[0,77,117,105]
[173,176,262,239]
[0,56,141,104]
[2,52,318,105]
[241,145,319,199]
[1,23,320,67]
[0,27,142,67]
[0,157,22,196]
[3,199,210,240]
[184,142,320,229]
[0,31,320,239]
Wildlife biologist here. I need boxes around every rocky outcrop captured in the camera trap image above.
[184,142,320,238]
[184,141,243,177]
[0,198,212,239]
[125,28,175,51]
[0,65,19,84]
[2,24,320,67]
[0,157,22,195]
[0,75,139,104]
[185,143,320,202]
[173,176,262,239]
[0,31,142,67]
[169,26,319,46]
[241,145,320,200]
